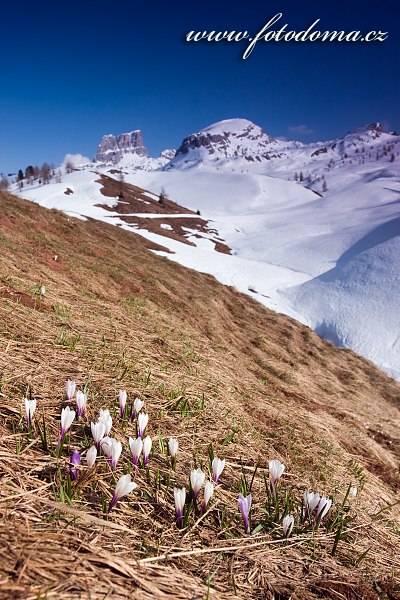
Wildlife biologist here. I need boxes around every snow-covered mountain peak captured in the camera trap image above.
[169,117,286,169]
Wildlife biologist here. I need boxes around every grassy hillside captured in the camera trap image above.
[0,190,399,600]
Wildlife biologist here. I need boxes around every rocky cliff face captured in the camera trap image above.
[95,130,148,164]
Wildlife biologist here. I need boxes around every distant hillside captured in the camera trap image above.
[0,191,399,599]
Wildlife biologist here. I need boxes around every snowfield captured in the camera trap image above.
[16,119,400,379]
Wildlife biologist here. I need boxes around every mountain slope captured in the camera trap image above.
[0,190,399,599]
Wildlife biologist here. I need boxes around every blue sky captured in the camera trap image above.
[0,0,398,174]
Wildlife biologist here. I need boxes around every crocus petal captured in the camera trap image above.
[75,390,87,417]
[142,435,152,467]
[269,459,285,485]
[282,514,294,537]
[66,379,76,401]
[109,474,137,512]
[174,487,186,527]
[211,457,225,484]
[190,468,205,498]
[137,412,148,438]
[86,445,97,467]
[129,436,143,465]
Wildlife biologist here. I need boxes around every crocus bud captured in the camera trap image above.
[202,481,214,514]
[190,468,205,499]
[142,435,152,467]
[58,406,76,448]
[66,379,76,401]
[269,459,285,492]
[110,439,122,471]
[174,487,186,528]
[137,412,148,438]
[40,286,46,300]
[24,398,37,426]
[304,491,321,520]
[108,473,137,512]
[91,421,106,449]
[238,493,252,533]
[118,390,127,418]
[75,390,87,417]
[131,397,144,421]
[282,514,294,537]
[99,409,112,436]
[129,436,143,466]
[70,450,81,480]
[349,486,358,498]
[211,457,225,484]
[316,496,332,523]
[86,445,97,467]
[100,436,113,457]
[168,438,179,469]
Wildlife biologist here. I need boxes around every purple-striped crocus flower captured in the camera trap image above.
[110,439,122,471]
[70,450,81,480]
[174,487,186,528]
[168,437,178,469]
[137,412,148,438]
[238,493,252,533]
[91,421,106,449]
[211,457,225,484]
[142,435,152,467]
[24,398,36,427]
[75,390,87,417]
[118,390,127,418]
[190,468,205,499]
[58,406,76,448]
[108,473,137,512]
[130,397,144,421]
[129,436,143,467]
[66,379,76,401]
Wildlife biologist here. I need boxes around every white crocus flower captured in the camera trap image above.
[174,487,186,527]
[349,486,358,498]
[137,412,148,438]
[316,496,332,522]
[91,421,106,449]
[66,379,76,401]
[58,406,76,449]
[131,397,144,422]
[202,480,214,513]
[211,457,225,484]
[86,445,97,467]
[118,390,127,418]
[99,409,112,436]
[269,459,285,488]
[129,436,143,466]
[108,474,137,512]
[282,515,295,537]
[190,468,205,498]
[168,437,179,468]
[24,398,37,425]
[110,439,122,470]
[142,435,152,467]
[304,491,321,517]
[100,436,113,457]
[75,390,87,417]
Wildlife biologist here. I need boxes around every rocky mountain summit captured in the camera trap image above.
[169,118,288,168]
[94,130,148,164]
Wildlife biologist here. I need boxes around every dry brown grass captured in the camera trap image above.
[0,190,399,599]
